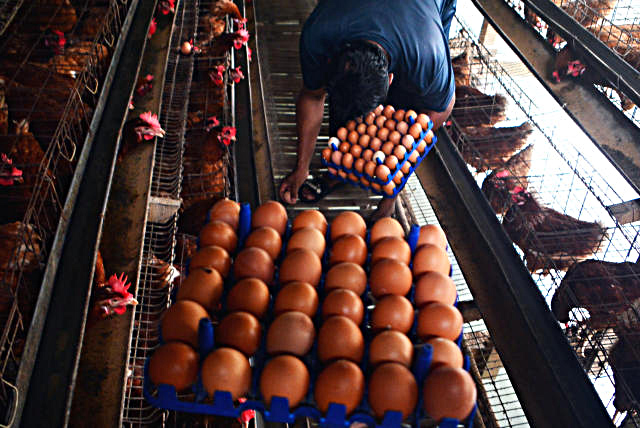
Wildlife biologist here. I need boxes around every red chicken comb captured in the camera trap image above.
[158,0,175,14]
[234,29,250,49]
[218,126,237,146]
[230,66,244,83]
[148,18,157,39]
[108,273,132,297]
[0,153,23,186]
[140,111,162,130]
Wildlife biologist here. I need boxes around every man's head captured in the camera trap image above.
[327,41,391,133]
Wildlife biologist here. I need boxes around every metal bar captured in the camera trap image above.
[472,0,640,194]
[413,129,614,428]
[19,1,157,426]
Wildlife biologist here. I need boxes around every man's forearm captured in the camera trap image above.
[295,88,326,172]
[425,93,455,130]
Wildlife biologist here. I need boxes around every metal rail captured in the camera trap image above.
[0,0,22,36]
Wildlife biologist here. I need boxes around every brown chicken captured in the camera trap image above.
[551,259,640,328]
[503,190,607,273]
[460,122,533,172]
[24,0,78,33]
[198,0,244,45]
[610,331,640,413]
[118,111,166,160]
[482,143,535,215]
[451,85,508,128]
[181,128,227,210]
[452,45,472,87]
[49,41,110,78]
[76,6,109,39]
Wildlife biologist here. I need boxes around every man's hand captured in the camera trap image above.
[279,167,309,204]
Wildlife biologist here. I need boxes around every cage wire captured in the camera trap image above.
[446,13,640,425]
[0,0,129,420]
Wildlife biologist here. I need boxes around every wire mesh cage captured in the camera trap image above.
[0,0,129,420]
[446,14,640,425]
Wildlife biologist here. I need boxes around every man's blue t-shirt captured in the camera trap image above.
[300,0,456,112]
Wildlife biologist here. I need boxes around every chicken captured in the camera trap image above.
[48,41,110,78]
[0,77,7,136]
[89,272,137,323]
[181,128,227,210]
[451,85,508,128]
[0,222,42,278]
[25,0,78,33]
[460,122,533,172]
[482,144,535,215]
[76,6,109,39]
[610,331,640,412]
[551,259,640,328]
[146,254,180,289]
[209,0,243,20]
[503,190,607,274]
[118,111,166,160]
[198,0,245,45]
[452,45,472,87]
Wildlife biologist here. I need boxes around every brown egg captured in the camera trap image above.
[377,127,390,142]
[356,123,367,135]
[208,198,240,231]
[369,258,412,298]
[368,363,417,419]
[408,150,419,164]
[177,267,223,311]
[364,160,376,177]
[370,217,404,246]
[393,145,407,161]
[426,337,463,369]
[245,226,282,260]
[354,158,366,173]
[292,210,328,235]
[402,134,415,151]
[422,130,434,145]
[369,331,414,368]
[415,271,457,307]
[322,288,364,324]
[330,211,366,241]
[418,224,447,250]
[347,131,358,145]
[266,311,315,356]
[367,124,378,138]
[216,311,262,356]
[371,237,411,266]
[260,355,309,408]
[384,119,396,131]
[396,121,409,135]
[381,141,394,156]
[383,182,396,196]
[360,176,370,187]
[279,248,322,286]
[374,104,384,115]
[384,155,398,170]
[314,360,365,415]
[342,152,354,169]
[417,113,431,130]
[337,127,348,141]
[189,245,231,277]
[149,342,199,391]
[287,227,325,258]
[252,200,288,236]
[274,281,319,317]
[375,115,387,128]
[413,244,450,277]
[375,164,391,182]
[362,149,374,162]
[322,147,332,162]
[371,295,414,333]
[346,120,357,131]
[358,134,371,148]
[350,143,363,158]
[405,110,418,123]
[330,234,367,266]
[423,367,476,421]
[226,278,270,318]
[401,161,411,175]
[369,137,383,152]
[328,167,338,175]
[393,171,405,186]
[388,130,402,145]
[200,221,237,254]
[318,315,364,363]
[365,111,376,125]
[409,123,423,140]
[338,170,348,179]
[417,303,463,341]
[393,109,406,122]
[234,247,275,284]
[417,140,427,155]
[161,300,209,347]
[339,141,351,153]
[325,262,367,295]
[371,182,382,192]
[201,347,251,400]
[383,105,395,119]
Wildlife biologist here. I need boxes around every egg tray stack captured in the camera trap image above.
[143,203,477,427]
[320,105,438,198]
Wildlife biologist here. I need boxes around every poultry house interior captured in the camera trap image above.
[0,0,639,426]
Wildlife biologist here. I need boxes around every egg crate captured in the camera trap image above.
[144,207,476,427]
[320,115,437,198]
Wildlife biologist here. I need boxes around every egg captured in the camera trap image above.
[388,130,402,145]
[369,137,383,152]
[177,267,223,311]
[338,170,348,179]
[325,262,367,295]
[292,210,327,235]
[328,137,341,150]
[328,167,338,175]
[330,211,366,241]
[370,217,404,246]
[245,226,282,260]
[341,152,354,169]
[426,337,463,369]
[354,158,366,173]
[365,111,376,125]
[266,311,315,356]
[393,171,405,186]
[201,347,251,400]
[314,360,364,415]
[413,244,450,277]
[415,271,457,307]
[364,160,376,177]
[208,198,240,230]
[383,182,396,196]
[161,300,209,347]
[318,315,364,363]
[358,134,371,148]
[330,234,367,266]
[369,331,414,368]
[356,123,367,135]
[260,355,310,408]
[393,145,407,160]
[287,227,325,258]
[393,109,406,122]
[149,342,199,391]
[417,303,463,341]
[417,140,427,155]
[375,164,391,182]
[384,118,396,131]
[374,104,384,115]
[417,224,447,250]
[348,173,359,183]
[371,237,411,266]
[424,129,435,144]
[252,200,288,236]
[376,127,390,142]
[368,363,417,419]
[371,182,382,192]
[362,149,374,162]
[383,105,395,119]
[346,120,357,131]
[417,113,431,130]
[279,248,322,286]
[375,115,387,128]
[181,41,193,55]
[409,123,423,140]
[189,245,231,277]
[347,131,359,145]
[200,221,238,254]
[373,150,385,165]
[322,148,332,162]
[226,278,270,318]
[360,176,370,187]
[396,121,409,135]
[339,141,351,153]
[382,142,395,157]
[401,161,411,175]
[422,367,476,421]
[408,149,420,164]
[322,288,364,324]
[401,134,415,150]
[384,155,398,170]
[350,143,363,158]
[369,258,412,298]
[274,281,319,317]
[216,311,262,356]
[367,124,378,138]
[337,127,348,141]
[371,295,414,333]
[234,246,275,284]
[404,110,418,123]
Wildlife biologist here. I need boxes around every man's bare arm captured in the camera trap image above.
[423,93,455,130]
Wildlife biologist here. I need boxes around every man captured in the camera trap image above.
[279,0,457,219]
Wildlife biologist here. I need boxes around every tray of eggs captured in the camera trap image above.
[144,199,477,427]
[321,105,437,197]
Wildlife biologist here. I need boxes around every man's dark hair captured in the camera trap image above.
[327,40,390,134]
